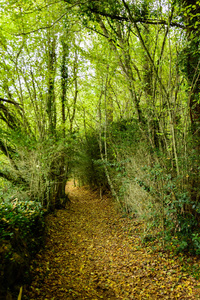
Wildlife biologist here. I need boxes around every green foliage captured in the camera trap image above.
[164,190,200,255]
[0,194,45,298]
[108,118,141,149]
[74,132,108,188]
[0,198,45,254]
[74,119,141,194]
[178,39,200,83]
[137,162,200,254]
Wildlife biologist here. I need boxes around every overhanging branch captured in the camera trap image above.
[87,7,186,30]
[0,98,22,110]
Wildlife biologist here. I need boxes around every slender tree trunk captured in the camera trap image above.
[69,49,78,133]
[47,34,57,135]
[61,38,69,138]
[98,69,120,203]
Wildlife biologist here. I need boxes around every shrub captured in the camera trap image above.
[0,198,45,253]
[0,197,45,298]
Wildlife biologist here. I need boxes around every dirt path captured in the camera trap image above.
[24,182,200,300]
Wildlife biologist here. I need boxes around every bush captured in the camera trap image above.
[164,190,200,255]
[0,198,45,253]
[0,198,45,299]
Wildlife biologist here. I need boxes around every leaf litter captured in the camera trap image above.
[24,181,200,299]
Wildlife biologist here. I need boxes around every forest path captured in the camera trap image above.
[24,181,200,300]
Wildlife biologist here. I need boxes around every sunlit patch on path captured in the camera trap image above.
[24,181,200,299]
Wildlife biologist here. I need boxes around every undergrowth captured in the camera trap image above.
[0,198,45,254]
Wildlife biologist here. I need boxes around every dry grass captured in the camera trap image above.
[115,148,162,229]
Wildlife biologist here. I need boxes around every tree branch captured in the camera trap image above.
[87,7,186,29]
[15,1,83,36]
[0,98,22,110]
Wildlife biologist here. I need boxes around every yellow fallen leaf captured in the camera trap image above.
[80,264,84,272]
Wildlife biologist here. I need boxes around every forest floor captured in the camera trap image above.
[24,181,200,300]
